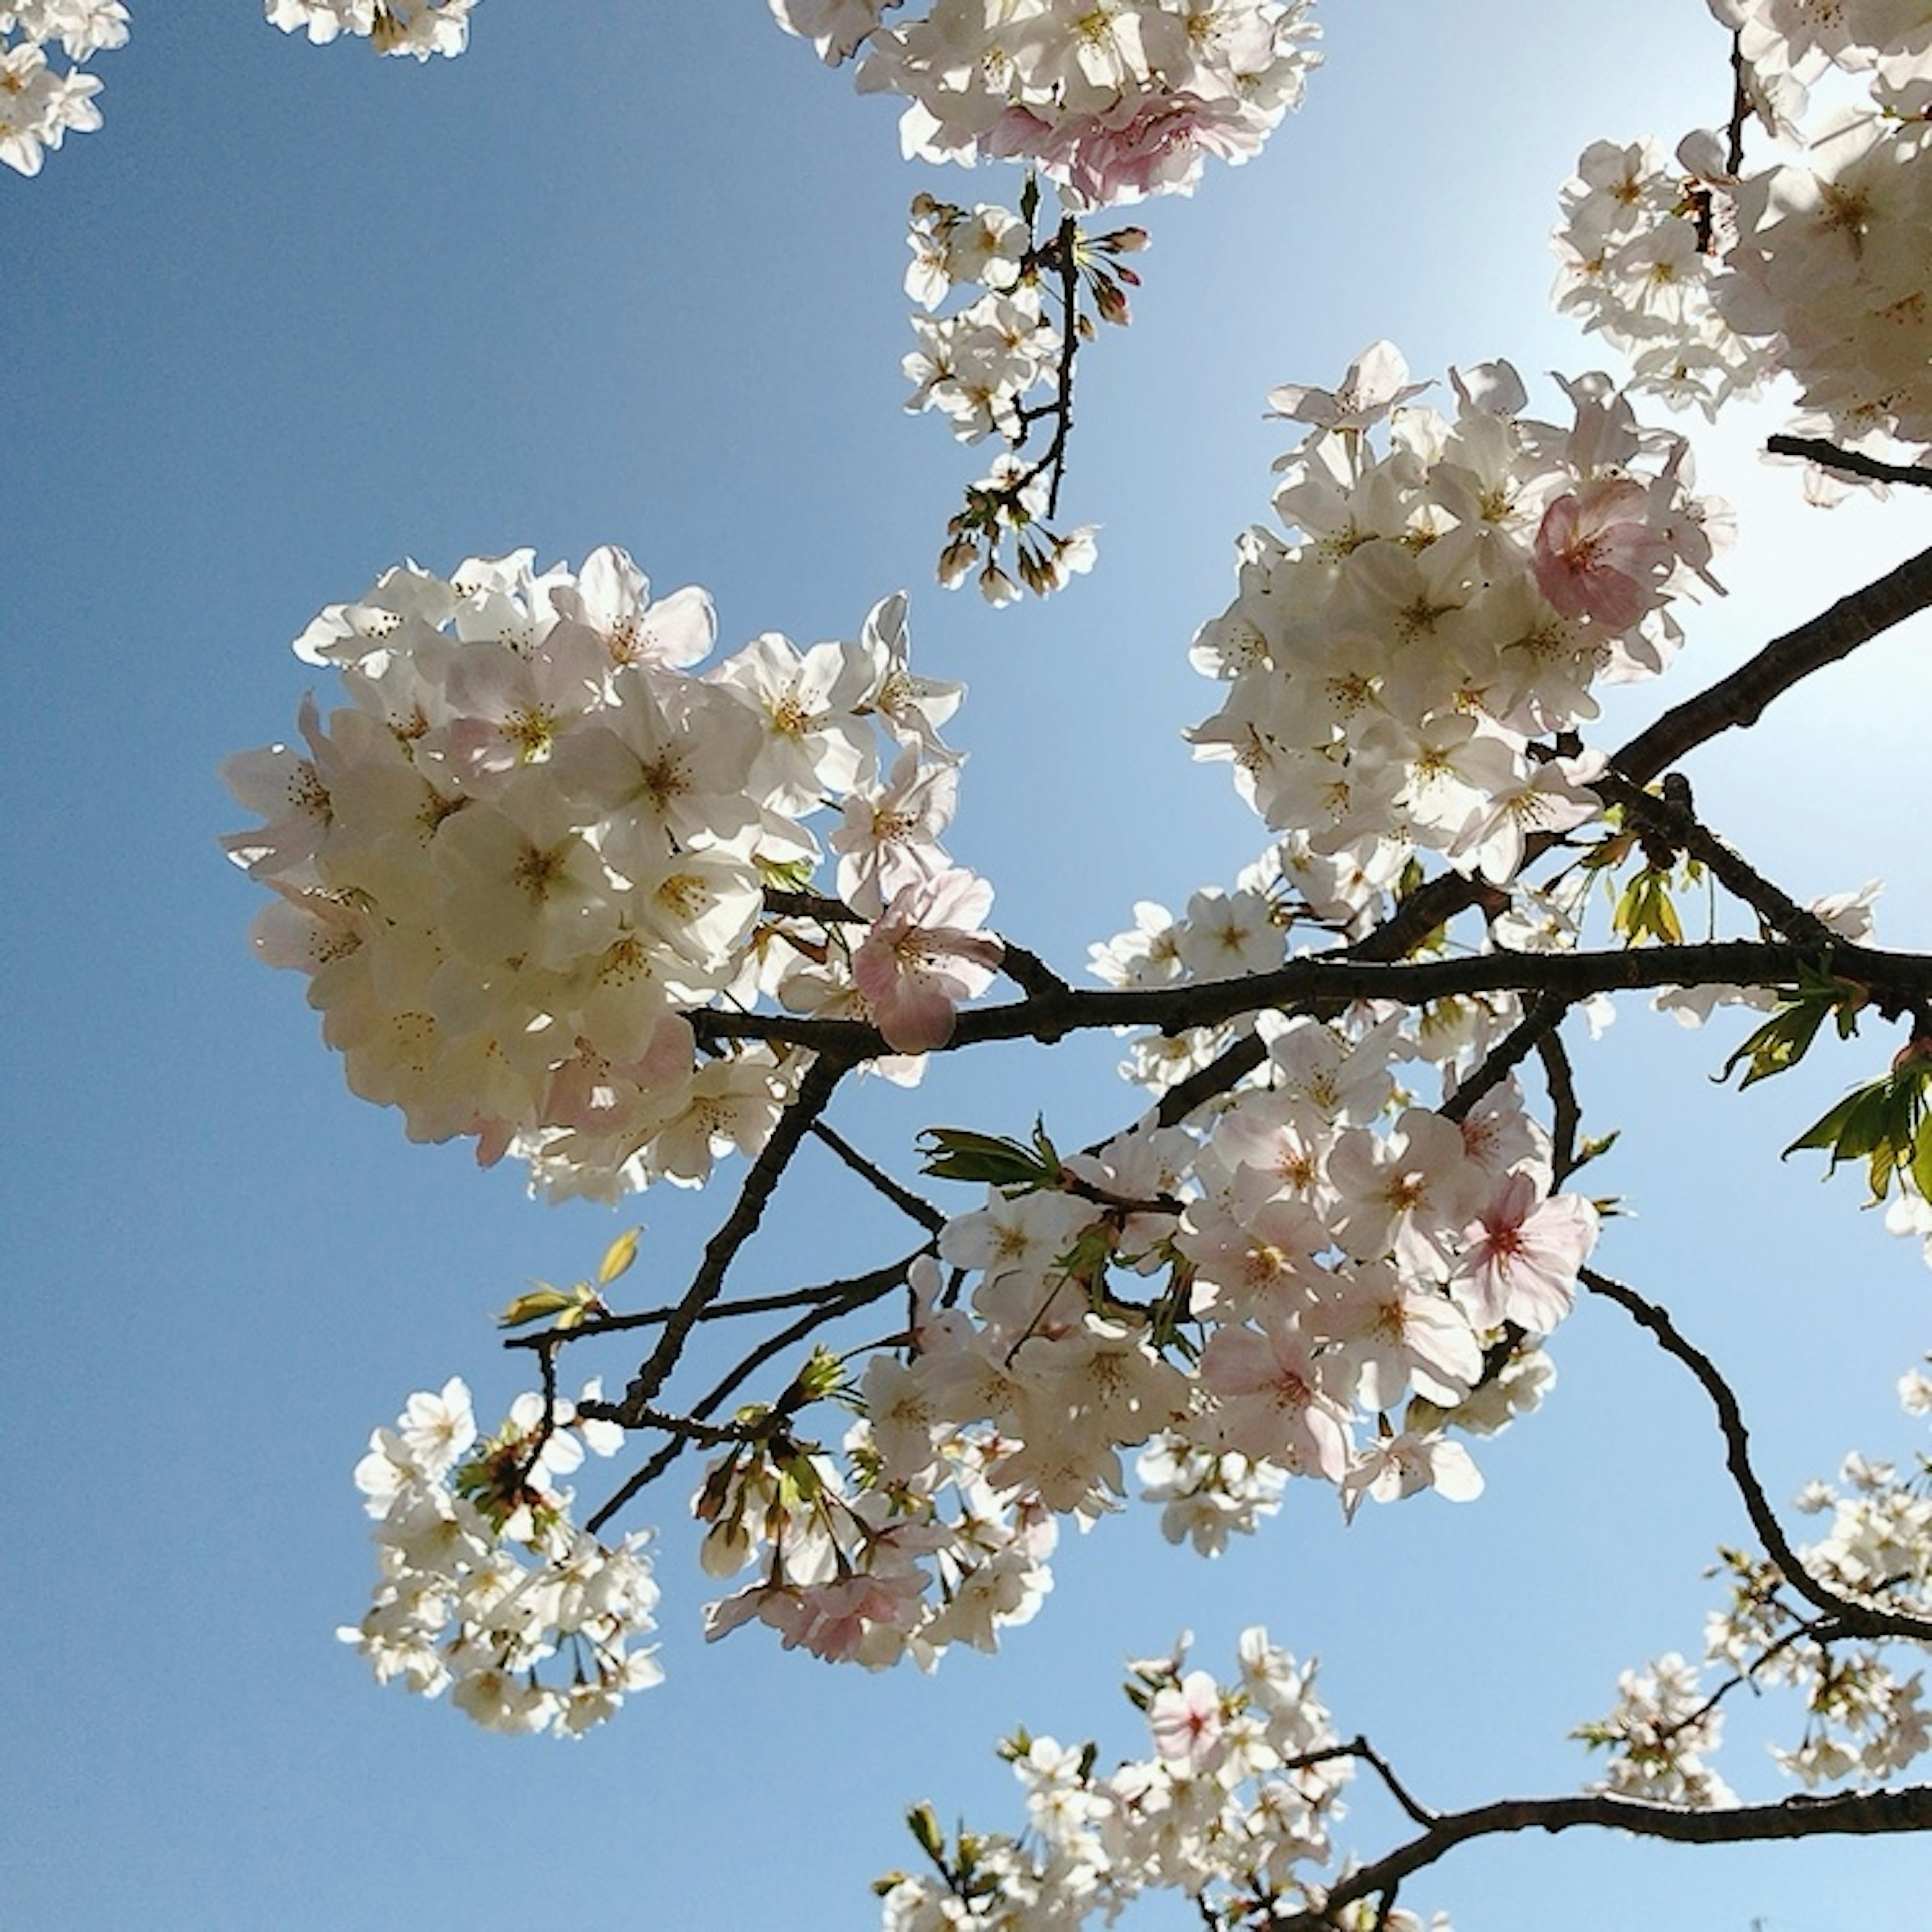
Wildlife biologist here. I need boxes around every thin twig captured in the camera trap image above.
[809,1119,948,1231]
[1582,1267,1932,1643]
[594,1053,853,1430]
[583,1253,920,1534]
[1535,1028,1583,1183]
[504,1275,888,1351]
[1767,436,1932,489]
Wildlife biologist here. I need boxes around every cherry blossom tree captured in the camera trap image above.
[122,0,1932,1922]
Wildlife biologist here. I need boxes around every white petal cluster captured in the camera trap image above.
[225,552,986,1198]
[1554,8,1932,470]
[774,0,1322,209]
[1551,136,1777,420]
[701,1030,1592,1672]
[1188,345,1724,907]
[697,1396,1060,1671]
[876,1630,1451,1930]
[0,3,122,175]
[904,190,1107,600]
[264,0,475,59]
[1721,108,1932,462]
[1577,1651,1738,1807]
[340,1378,664,1737]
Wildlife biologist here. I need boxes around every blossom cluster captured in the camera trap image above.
[1579,1358,1932,1801]
[876,1629,1448,1931]
[340,1377,664,1736]
[904,191,1115,600]
[265,0,475,59]
[1552,4,1932,470]
[697,1344,1061,1671]
[1186,343,1725,917]
[0,1,123,175]
[1551,135,1777,421]
[224,550,1000,1199]
[694,1008,1591,1669]
[773,0,1322,209]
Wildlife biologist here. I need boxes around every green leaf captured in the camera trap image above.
[1718,1000,1834,1089]
[597,1226,641,1285]
[1611,867,1682,946]
[905,1803,945,1862]
[918,1123,1062,1193]
[1785,1059,1932,1206]
[497,1283,576,1330]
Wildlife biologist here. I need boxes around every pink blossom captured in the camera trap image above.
[1532,477,1674,632]
[1453,1171,1599,1334]
[1149,1669,1227,1772]
[990,94,1262,208]
[852,867,1004,1053]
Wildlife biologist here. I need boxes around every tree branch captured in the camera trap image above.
[1613,538,1932,783]
[1440,993,1573,1123]
[583,1250,920,1534]
[809,1119,948,1232]
[1279,1782,1932,1927]
[1591,770,1837,949]
[690,938,1932,1061]
[1766,435,1932,489]
[1582,1267,1932,1644]
[590,1052,853,1430]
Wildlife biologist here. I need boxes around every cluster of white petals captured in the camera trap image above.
[694,1017,1590,1670]
[0,2,123,175]
[1553,5,1932,471]
[773,0,1322,209]
[265,0,475,59]
[1552,135,1777,420]
[1581,1359,1932,1799]
[877,1629,1449,1931]
[698,1352,1061,1670]
[340,1377,663,1736]
[904,191,1107,601]
[1188,343,1725,913]
[225,551,996,1199]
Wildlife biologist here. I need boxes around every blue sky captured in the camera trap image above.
[5,4,1931,1928]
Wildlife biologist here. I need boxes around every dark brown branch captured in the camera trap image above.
[1280,1737,1437,1832]
[809,1120,948,1232]
[1767,436,1932,489]
[1582,1267,1932,1644]
[1614,539,1932,783]
[762,887,861,926]
[590,1053,853,1431]
[583,1252,918,1533]
[1440,993,1573,1124]
[690,938,1932,1062]
[504,1275,888,1351]
[1592,771,1837,949]
[1344,541,1932,1000]
[1279,1783,1932,1927]
[1000,940,1073,1001]
[1536,1028,1584,1183]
